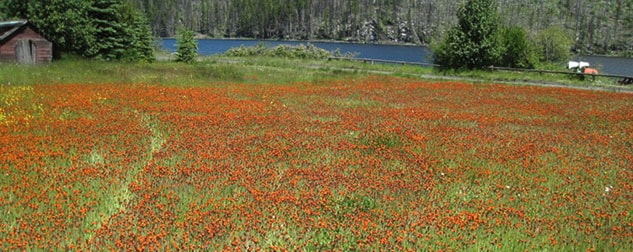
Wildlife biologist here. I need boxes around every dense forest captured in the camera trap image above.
[129,0,632,56]
[0,0,154,61]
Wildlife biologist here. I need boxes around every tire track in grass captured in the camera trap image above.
[82,111,166,243]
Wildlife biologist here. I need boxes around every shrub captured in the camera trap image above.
[499,26,538,69]
[225,43,334,60]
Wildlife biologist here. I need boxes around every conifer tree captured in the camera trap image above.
[89,0,155,61]
[128,12,155,62]
[90,0,128,60]
[175,29,198,63]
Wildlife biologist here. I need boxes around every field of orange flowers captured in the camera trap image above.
[1,76,632,250]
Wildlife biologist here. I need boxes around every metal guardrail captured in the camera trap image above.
[488,66,632,79]
[487,66,633,85]
[328,57,632,85]
[328,57,439,67]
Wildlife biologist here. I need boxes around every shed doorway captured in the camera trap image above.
[15,39,36,64]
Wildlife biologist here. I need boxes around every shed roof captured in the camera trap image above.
[0,20,31,43]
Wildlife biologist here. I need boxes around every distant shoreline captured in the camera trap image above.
[160,37,633,58]
[160,36,425,47]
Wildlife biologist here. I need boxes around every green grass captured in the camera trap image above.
[0,56,360,86]
[2,55,630,91]
[324,59,629,88]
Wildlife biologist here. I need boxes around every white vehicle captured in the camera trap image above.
[567,61,590,70]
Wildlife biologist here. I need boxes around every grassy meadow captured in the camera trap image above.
[1,58,632,250]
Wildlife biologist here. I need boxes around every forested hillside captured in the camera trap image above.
[130,0,632,56]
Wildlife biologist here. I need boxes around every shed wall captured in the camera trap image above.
[0,26,52,63]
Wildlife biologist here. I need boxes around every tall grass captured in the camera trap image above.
[2,55,630,91]
[0,58,243,85]
[0,56,365,86]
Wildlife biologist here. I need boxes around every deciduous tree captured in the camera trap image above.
[536,26,574,63]
[433,0,501,69]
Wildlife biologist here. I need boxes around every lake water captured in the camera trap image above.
[162,39,632,76]
[577,55,633,77]
[162,38,433,64]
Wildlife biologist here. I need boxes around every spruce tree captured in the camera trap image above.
[175,29,198,63]
[90,0,155,61]
[90,0,128,60]
[0,0,29,19]
[127,13,155,62]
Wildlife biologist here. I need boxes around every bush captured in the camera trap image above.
[224,44,267,57]
[225,43,333,59]
[499,27,538,69]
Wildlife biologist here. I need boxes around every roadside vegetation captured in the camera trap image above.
[433,0,573,71]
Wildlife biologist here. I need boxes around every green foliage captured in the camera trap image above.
[536,26,573,63]
[26,0,95,58]
[433,0,502,69]
[0,0,29,19]
[434,1,540,69]
[88,0,156,61]
[224,43,333,59]
[1,0,154,61]
[89,0,129,60]
[175,29,198,63]
[499,27,538,69]
[125,9,155,62]
[224,44,268,57]
[621,50,633,58]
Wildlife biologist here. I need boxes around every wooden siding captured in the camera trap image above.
[0,26,52,63]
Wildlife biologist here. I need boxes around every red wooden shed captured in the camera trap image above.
[0,20,52,64]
